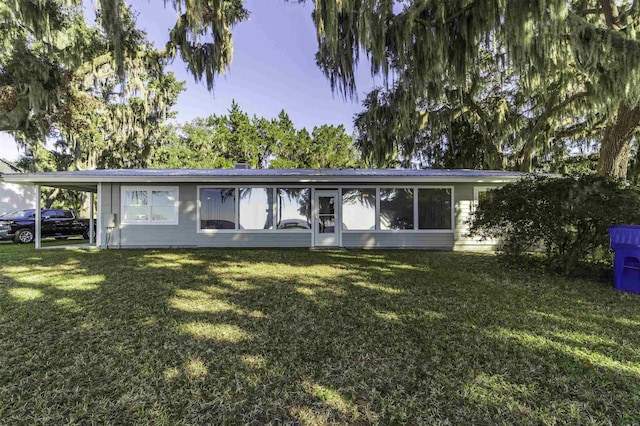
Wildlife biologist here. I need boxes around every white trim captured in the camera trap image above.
[313,189,340,247]
[416,186,455,231]
[413,188,419,230]
[342,230,454,234]
[375,188,381,230]
[120,186,179,225]
[35,185,41,249]
[472,185,496,213]
[196,186,238,233]
[271,188,278,233]
[196,229,313,234]
[310,187,315,247]
[97,183,102,248]
[235,187,240,230]
[452,186,455,231]
[338,187,343,247]
[89,192,95,244]
[473,185,493,201]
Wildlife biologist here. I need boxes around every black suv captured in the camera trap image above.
[0,209,91,244]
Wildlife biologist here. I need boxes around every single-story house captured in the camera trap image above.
[0,159,36,216]
[1,168,526,250]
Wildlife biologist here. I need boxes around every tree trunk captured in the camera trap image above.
[596,103,640,179]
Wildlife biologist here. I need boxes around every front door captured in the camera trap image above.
[314,190,339,247]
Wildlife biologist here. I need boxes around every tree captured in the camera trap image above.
[311,0,640,178]
[309,124,361,168]
[353,47,602,171]
[51,58,184,171]
[7,3,185,216]
[1,1,185,169]
[270,120,361,168]
[98,0,248,90]
[151,123,233,169]
[0,0,247,141]
[469,175,640,274]
[152,101,274,169]
[150,102,363,169]
[15,147,83,211]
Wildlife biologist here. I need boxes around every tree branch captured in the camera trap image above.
[414,1,478,28]
[552,119,606,139]
[599,0,621,29]
[517,90,591,167]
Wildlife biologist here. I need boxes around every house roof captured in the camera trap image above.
[1,168,532,190]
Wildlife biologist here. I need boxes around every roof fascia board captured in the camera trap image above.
[3,174,525,185]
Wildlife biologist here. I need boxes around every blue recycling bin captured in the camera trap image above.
[609,225,640,294]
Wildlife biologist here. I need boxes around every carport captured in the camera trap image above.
[2,175,98,249]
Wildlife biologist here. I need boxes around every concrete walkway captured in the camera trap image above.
[40,243,99,250]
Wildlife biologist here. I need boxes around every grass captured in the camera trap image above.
[0,244,639,424]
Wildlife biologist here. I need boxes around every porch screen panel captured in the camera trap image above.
[123,190,148,221]
[239,188,274,230]
[342,188,376,230]
[418,189,452,229]
[380,188,414,230]
[276,188,311,230]
[200,188,236,229]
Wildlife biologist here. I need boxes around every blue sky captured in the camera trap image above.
[0,0,382,162]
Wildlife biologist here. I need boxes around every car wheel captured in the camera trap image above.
[14,229,35,244]
[83,230,90,240]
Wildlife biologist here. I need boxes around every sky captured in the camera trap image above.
[0,0,382,162]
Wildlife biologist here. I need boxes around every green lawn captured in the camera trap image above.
[0,245,639,424]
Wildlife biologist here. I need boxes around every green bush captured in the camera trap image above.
[469,175,640,274]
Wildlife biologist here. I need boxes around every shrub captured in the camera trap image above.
[468,174,640,274]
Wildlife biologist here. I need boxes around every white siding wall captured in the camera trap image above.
[342,232,454,249]
[453,183,501,251]
[99,183,311,248]
[0,182,36,216]
[98,181,502,250]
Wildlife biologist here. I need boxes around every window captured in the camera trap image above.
[41,209,57,219]
[276,188,311,230]
[122,187,179,224]
[58,210,74,219]
[474,186,492,203]
[122,186,178,225]
[123,190,148,221]
[199,188,236,230]
[151,190,178,221]
[418,189,452,230]
[342,188,376,230]
[380,188,414,230]
[473,186,494,213]
[1,210,35,219]
[239,188,274,230]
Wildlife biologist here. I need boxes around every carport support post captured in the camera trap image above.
[89,192,95,245]
[35,185,41,249]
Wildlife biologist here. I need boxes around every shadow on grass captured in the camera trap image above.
[0,246,639,424]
